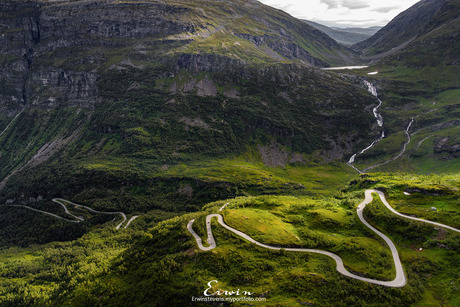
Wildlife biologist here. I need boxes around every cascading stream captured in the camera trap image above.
[348,81,385,170]
[364,80,384,128]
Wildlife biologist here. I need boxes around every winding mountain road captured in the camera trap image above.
[124,215,140,229]
[187,189,459,287]
[3,198,137,230]
[368,190,459,234]
[52,198,84,221]
[53,198,127,230]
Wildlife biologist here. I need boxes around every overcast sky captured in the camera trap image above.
[258,0,420,28]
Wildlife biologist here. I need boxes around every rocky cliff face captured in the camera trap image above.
[1,0,352,116]
[0,0,197,113]
[40,2,194,42]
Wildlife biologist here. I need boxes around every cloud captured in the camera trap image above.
[258,0,420,28]
[320,0,369,10]
[371,6,400,13]
[343,0,369,10]
[320,0,341,9]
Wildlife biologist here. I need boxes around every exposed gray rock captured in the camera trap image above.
[0,0,197,113]
[176,53,246,73]
[236,33,327,66]
[258,143,289,167]
[178,183,193,198]
[434,136,460,159]
[258,142,306,167]
[29,69,99,108]
[196,75,217,97]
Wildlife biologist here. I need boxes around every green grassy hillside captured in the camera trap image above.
[1,173,458,306]
[0,64,377,219]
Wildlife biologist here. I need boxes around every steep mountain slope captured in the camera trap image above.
[352,0,446,56]
[303,20,380,46]
[385,0,460,66]
[0,0,376,217]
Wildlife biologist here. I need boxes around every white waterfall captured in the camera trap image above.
[347,80,386,170]
[364,80,384,127]
[364,80,378,97]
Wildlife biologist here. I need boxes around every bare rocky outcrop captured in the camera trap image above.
[235,33,328,66]
[0,0,196,112]
[178,184,193,199]
[196,75,217,97]
[176,53,246,74]
[29,69,99,108]
[223,87,240,99]
[258,142,305,167]
[25,129,80,169]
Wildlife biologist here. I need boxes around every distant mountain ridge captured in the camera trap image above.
[303,20,380,46]
[332,27,382,36]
